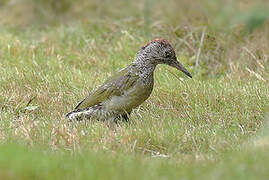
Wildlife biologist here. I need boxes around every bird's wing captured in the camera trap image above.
[74,65,139,110]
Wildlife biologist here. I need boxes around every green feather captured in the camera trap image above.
[75,64,139,110]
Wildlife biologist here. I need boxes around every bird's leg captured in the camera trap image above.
[121,111,132,122]
[122,114,129,122]
[113,111,131,124]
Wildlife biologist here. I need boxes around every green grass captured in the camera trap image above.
[0,140,269,180]
[0,0,269,179]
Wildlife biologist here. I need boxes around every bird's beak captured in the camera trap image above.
[170,60,192,78]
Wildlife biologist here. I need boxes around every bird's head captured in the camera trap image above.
[136,39,192,78]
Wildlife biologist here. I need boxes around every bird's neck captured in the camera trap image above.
[133,57,157,82]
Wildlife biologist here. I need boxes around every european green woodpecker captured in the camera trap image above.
[66,39,192,122]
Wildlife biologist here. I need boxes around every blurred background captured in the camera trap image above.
[0,0,269,30]
[0,0,268,31]
[0,0,268,78]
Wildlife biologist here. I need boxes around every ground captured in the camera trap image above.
[0,0,269,179]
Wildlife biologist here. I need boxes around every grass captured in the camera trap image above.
[0,139,269,180]
[0,0,269,179]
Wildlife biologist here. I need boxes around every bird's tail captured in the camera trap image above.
[65,105,103,121]
[65,109,91,121]
[65,105,114,121]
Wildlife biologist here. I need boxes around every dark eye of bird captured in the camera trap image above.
[165,51,172,58]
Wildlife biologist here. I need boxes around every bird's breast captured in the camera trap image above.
[104,77,154,113]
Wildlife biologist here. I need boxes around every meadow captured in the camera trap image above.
[0,0,269,179]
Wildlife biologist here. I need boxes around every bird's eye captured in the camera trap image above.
[164,51,172,58]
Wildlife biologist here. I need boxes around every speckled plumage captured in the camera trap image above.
[66,39,192,122]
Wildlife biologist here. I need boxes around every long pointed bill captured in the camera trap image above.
[170,60,192,78]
